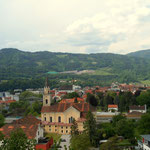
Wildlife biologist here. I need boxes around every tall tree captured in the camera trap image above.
[86,93,98,106]
[71,119,79,137]
[0,114,5,127]
[84,111,98,146]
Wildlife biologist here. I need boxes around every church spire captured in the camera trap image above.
[45,77,49,87]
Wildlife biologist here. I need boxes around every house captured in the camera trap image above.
[138,135,150,150]
[0,115,44,142]
[108,105,118,112]
[129,105,147,113]
[41,80,96,135]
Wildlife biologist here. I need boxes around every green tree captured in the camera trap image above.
[138,113,150,134]
[86,93,98,107]
[84,111,98,146]
[5,128,36,150]
[115,119,135,139]
[137,90,150,107]
[71,119,79,137]
[0,114,5,127]
[112,114,126,127]
[100,136,120,150]
[70,133,91,150]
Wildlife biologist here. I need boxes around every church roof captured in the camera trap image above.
[41,102,96,113]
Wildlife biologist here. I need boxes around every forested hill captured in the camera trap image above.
[127,49,150,59]
[1,48,150,84]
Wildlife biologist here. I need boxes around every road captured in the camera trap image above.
[59,135,71,150]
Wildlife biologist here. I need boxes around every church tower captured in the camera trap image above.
[43,77,51,106]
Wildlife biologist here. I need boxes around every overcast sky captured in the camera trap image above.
[1,0,150,54]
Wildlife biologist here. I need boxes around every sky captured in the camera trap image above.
[1,0,150,54]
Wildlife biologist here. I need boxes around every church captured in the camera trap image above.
[41,79,96,135]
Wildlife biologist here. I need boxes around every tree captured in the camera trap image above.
[71,119,79,137]
[138,113,150,134]
[137,90,150,107]
[100,136,120,150]
[84,111,98,146]
[70,133,91,150]
[0,114,5,127]
[5,128,36,150]
[86,93,98,106]
[112,114,126,127]
[115,119,135,139]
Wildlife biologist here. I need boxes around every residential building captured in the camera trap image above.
[129,105,147,113]
[108,104,118,112]
[0,115,43,142]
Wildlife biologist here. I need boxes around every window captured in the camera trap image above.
[49,125,51,127]
[66,127,68,129]
[49,129,51,131]
[50,117,52,122]
[55,125,57,128]
[44,117,46,121]
[61,126,63,129]
[69,117,74,123]
[55,129,57,132]
[66,130,68,133]
[58,116,61,123]
[61,130,63,133]
[46,99,48,104]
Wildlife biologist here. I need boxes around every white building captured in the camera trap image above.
[138,135,150,150]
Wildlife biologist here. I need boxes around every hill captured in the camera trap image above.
[127,49,150,59]
[1,48,150,90]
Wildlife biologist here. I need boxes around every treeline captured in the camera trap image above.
[86,90,150,112]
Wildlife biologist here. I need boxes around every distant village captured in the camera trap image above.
[0,81,150,150]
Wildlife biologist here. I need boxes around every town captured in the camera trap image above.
[0,79,150,150]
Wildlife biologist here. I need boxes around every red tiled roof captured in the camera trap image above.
[108,105,118,108]
[41,102,96,113]
[129,105,145,110]
[0,115,41,139]
[60,98,84,103]
[0,100,16,104]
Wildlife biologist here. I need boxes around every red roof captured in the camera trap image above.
[0,100,16,104]
[60,98,84,103]
[41,102,96,113]
[108,105,118,108]
[0,115,41,139]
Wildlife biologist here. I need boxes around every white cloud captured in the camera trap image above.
[1,0,150,54]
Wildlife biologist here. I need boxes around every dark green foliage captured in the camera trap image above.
[0,114,5,127]
[70,133,91,150]
[84,111,98,146]
[63,92,79,99]
[137,90,150,107]
[1,48,150,90]
[115,119,135,139]
[100,136,120,150]
[112,114,126,127]
[71,119,79,137]
[86,93,98,106]
[138,113,150,134]
[2,128,36,150]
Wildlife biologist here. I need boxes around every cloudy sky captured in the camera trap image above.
[1,0,150,54]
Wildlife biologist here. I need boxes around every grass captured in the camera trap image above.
[91,68,114,76]
[45,133,61,142]
[140,80,150,85]
[117,139,133,146]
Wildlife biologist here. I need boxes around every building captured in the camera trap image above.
[108,105,118,112]
[129,105,147,113]
[138,135,150,150]
[60,97,85,103]
[41,80,96,134]
[0,115,44,142]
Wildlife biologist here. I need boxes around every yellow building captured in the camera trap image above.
[41,80,96,135]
